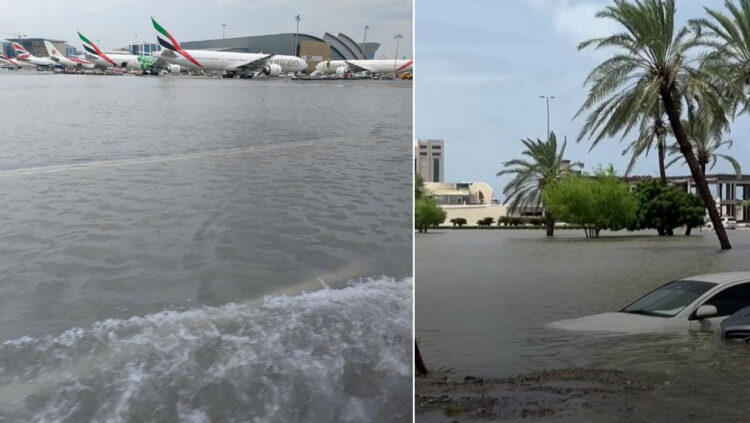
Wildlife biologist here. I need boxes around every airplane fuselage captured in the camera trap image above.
[17,56,56,67]
[88,53,159,71]
[155,50,306,74]
[315,59,413,75]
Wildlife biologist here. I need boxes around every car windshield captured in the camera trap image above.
[621,280,716,317]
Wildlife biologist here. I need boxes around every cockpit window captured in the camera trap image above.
[621,280,716,317]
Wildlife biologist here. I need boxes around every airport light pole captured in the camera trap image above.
[393,34,403,76]
[294,15,301,55]
[363,25,369,58]
[539,95,555,139]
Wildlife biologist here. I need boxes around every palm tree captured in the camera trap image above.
[622,102,671,183]
[689,0,750,116]
[666,116,742,176]
[576,0,732,249]
[497,132,582,237]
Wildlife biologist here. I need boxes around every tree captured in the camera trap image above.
[450,217,467,227]
[415,197,446,233]
[622,102,671,183]
[630,179,705,236]
[544,167,636,238]
[666,116,741,177]
[497,132,582,237]
[577,0,732,249]
[689,0,750,116]
[415,173,425,200]
[477,217,494,226]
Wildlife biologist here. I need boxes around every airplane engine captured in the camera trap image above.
[169,64,181,74]
[335,67,348,76]
[262,64,282,77]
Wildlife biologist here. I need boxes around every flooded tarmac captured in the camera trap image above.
[0,74,412,422]
[416,229,750,421]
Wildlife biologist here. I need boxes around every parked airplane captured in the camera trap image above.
[314,59,413,76]
[0,51,35,69]
[78,32,180,74]
[11,42,56,67]
[43,40,95,70]
[151,17,307,78]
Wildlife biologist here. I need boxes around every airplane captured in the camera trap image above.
[151,17,307,78]
[11,42,56,67]
[314,59,413,76]
[0,51,35,69]
[42,40,96,70]
[77,32,180,74]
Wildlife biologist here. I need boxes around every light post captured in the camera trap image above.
[296,15,301,51]
[539,95,555,139]
[363,25,369,58]
[393,34,403,76]
[222,24,226,39]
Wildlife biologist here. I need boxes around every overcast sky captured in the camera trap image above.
[416,0,750,198]
[0,0,412,58]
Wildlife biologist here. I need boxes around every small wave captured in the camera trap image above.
[0,277,413,422]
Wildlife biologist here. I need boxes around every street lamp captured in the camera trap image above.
[539,95,555,139]
[393,33,403,76]
[363,25,370,58]
[222,24,226,39]
[294,15,301,55]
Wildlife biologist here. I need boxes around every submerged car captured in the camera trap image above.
[550,272,750,333]
[721,305,750,340]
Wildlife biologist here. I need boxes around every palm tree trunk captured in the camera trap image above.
[700,161,706,176]
[657,134,667,184]
[660,88,731,250]
[545,213,554,237]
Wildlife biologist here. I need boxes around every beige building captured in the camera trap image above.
[425,181,507,225]
[416,139,444,183]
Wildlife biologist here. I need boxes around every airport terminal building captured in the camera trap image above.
[181,32,379,72]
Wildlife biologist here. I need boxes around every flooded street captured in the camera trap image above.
[0,74,412,422]
[416,229,750,421]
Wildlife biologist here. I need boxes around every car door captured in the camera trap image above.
[689,282,750,331]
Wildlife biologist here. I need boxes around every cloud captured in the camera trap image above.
[552,1,618,47]
[522,0,618,52]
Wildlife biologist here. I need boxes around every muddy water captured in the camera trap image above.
[416,229,750,420]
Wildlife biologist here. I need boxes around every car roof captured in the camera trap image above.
[680,272,750,285]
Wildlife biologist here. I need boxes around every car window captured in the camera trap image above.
[621,280,716,317]
[704,283,750,316]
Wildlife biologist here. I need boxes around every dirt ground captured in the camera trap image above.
[415,368,671,422]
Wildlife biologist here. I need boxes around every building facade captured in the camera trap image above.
[416,139,444,183]
[424,181,507,225]
[626,174,750,222]
[181,32,379,60]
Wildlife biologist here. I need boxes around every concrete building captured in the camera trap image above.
[128,42,159,56]
[625,174,750,222]
[425,181,507,225]
[416,139,444,183]
[180,32,380,72]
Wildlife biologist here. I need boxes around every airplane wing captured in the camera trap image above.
[343,61,374,73]
[233,54,275,71]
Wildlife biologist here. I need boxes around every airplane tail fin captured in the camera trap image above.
[11,42,30,59]
[151,17,180,52]
[78,32,115,66]
[43,40,64,60]
[151,17,202,68]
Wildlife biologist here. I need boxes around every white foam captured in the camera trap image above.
[0,277,413,422]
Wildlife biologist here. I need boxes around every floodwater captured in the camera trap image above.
[417,229,750,421]
[0,74,412,422]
